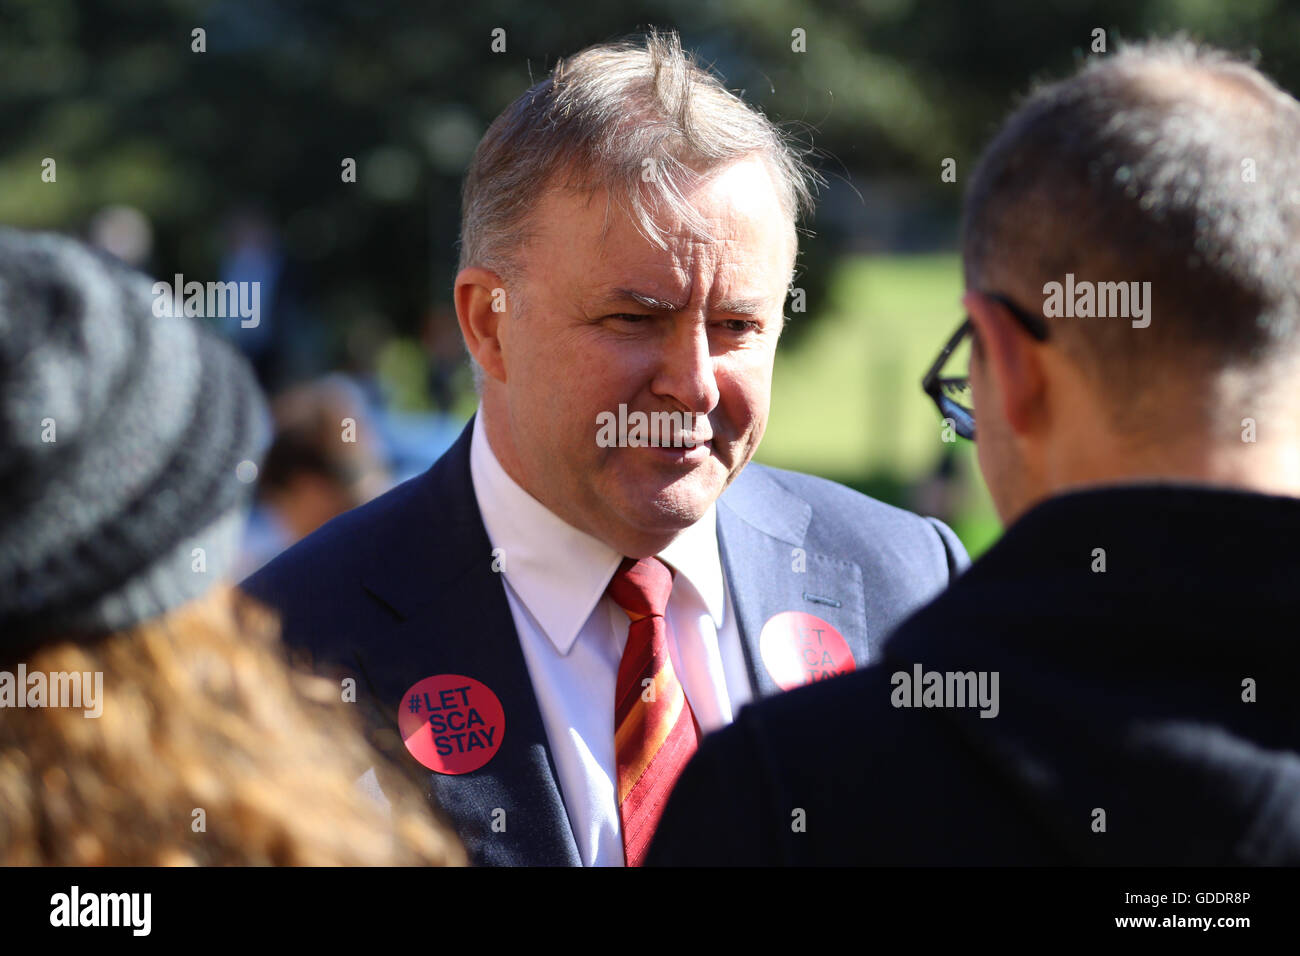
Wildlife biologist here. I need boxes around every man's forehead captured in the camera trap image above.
[531,156,792,239]
[519,163,796,300]
[583,241,786,309]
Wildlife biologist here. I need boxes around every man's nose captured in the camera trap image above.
[650,317,720,414]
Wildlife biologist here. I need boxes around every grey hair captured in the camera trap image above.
[963,37,1300,415]
[457,29,818,280]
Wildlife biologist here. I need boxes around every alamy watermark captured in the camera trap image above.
[50,886,150,936]
[595,404,710,448]
[890,663,999,718]
[1043,273,1150,328]
[0,665,102,717]
[152,274,260,328]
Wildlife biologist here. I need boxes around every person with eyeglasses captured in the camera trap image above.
[647,38,1300,866]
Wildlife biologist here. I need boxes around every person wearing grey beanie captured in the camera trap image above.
[0,228,465,866]
[0,227,270,646]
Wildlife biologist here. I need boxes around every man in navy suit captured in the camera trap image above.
[646,39,1300,866]
[242,31,967,866]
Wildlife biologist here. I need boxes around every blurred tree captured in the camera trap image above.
[1,0,1296,372]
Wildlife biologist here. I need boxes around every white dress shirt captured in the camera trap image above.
[468,409,754,866]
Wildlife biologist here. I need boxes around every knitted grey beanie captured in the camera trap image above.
[0,228,270,643]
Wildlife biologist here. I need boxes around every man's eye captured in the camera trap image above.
[721,319,759,333]
[608,313,653,323]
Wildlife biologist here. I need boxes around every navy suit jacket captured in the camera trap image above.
[240,417,968,865]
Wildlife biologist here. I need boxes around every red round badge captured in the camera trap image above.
[398,674,505,774]
[759,612,856,690]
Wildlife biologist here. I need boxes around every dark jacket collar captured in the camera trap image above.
[360,419,488,620]
[965,481,1300,592]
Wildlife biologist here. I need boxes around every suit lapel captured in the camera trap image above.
[717,465,870,701]
[357,419,581,866]
[349,430,870,861]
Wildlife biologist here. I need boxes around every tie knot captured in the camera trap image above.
[606,556,674,621]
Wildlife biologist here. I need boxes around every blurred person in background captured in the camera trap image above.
[87,204,154,270]
[217,208,326,394]
[421,305,469,415]
[237,377,393,577]
[0,229,463,866]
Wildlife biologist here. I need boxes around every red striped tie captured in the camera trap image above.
[607,556,700,867]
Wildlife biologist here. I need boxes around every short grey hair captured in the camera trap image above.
[963,38,1300,409]
[458,29,817,279]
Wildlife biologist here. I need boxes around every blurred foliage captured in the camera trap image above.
[758,251,1003,555]
[3,0,1298,350]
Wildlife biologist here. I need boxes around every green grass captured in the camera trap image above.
[757,252,1003,559]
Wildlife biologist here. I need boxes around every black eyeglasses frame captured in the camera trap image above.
[921,293,1050,441]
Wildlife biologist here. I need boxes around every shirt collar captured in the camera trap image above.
[467,408,726,655]
[658,504,726,626]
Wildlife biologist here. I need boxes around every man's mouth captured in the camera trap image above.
[645,440,713,463]
[659,417,713,459]
[595,405,718,462]
[673,425,713,448]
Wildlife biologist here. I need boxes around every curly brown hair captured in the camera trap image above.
[0,584,464,866]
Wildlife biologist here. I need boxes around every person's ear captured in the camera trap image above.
[962,291,1046,437]
[454,267,510,383]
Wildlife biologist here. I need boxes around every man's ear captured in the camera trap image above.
[454,267,510,383]
[963,291,1046,437]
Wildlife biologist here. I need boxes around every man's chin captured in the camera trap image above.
[616,472,724,530]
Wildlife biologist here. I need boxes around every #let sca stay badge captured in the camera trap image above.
[759,611,856,690]
[398,674,505,774]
